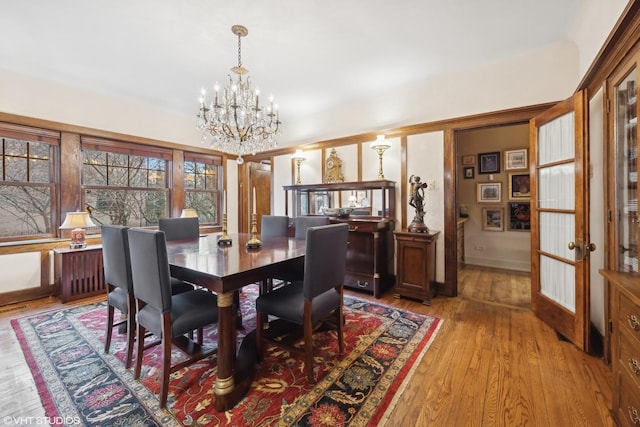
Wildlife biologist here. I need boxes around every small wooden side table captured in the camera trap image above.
[393,230,439,305]
[53,245,105,302]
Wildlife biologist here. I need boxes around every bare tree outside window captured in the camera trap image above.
[0,137,55,239]
[184,158,221,224]
[82,149,168,227]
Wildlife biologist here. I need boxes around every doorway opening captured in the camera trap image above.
[455,123,531,308]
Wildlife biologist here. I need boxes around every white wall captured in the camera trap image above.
[283,41,579,146]
[407,132,445,283]
[569,0,630,79]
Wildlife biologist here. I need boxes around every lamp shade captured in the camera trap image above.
[370,135,391,150]
[291,149,306,161]
[59,212,96,229]
[180,208,198,218]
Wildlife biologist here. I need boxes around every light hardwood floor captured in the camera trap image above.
[0,266,613,426]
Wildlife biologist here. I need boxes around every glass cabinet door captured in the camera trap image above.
[614,66,639,272]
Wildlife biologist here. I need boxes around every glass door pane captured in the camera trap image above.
[614,68,639,272]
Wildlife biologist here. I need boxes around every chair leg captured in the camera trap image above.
[124,305,135,369]
[134,320,146,381]
[304,320,314,382]
[337,307,344,355]
[104,304,115,354]
[159,313,172,409]
[304,301,314,382]
[255,312,266,361]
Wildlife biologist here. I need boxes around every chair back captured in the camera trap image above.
[158,217,199,241]
[261,215,289,238]
[302,223,349,299]
[127,228,173,312]
[294,216,330,239]
[101,224,133,293]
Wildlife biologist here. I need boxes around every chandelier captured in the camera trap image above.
[197,25,281,164]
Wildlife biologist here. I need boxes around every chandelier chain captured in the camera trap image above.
[237,32,242,70]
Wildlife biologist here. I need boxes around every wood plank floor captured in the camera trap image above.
[0,266,613,426]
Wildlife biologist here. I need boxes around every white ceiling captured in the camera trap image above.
[1,1,584,144]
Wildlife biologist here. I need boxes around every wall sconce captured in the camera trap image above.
[180,208,198,218]
[370,135,391,179]
[291,149,307,184]
[59,211,96,249]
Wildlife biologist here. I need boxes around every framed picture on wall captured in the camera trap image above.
[463,166,475,179]
[505,149,528,170]
[482,207,504,231]
[478,152,500,174]
[508,173,530,200]
[461,155,475,166]
[477,182,502,203]
[508,202,530,231]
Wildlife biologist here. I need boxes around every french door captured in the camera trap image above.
[530,91,592,351]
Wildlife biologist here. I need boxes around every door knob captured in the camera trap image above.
[568,241,576,250]
[586,242,596,252]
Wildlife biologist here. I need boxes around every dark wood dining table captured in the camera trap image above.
[165,232,306,411]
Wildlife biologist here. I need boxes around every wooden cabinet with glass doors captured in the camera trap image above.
[612,64,639,274]
[283,180,396,298]
[602,54,640,427]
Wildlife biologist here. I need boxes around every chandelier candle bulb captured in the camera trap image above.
[223,189,226,215]
[253,187,257,215]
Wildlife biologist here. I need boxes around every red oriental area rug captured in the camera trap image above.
[12,286,442,426]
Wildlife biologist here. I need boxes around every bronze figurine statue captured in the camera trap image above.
[408,175,429,232]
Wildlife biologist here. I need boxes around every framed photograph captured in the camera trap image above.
[482,207,504,231]
[509,173,530,200]
[463,166,475,179]
[461,155,476,166]
[478,152,500,174]
[508,202,530,231]
[505,148,528,170]
[477,182,502,203]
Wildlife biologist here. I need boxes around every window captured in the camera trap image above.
[0,123,59,240]
[184,153,222,224]
[82,137,172,227]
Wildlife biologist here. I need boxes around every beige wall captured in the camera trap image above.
[457,124,531,272]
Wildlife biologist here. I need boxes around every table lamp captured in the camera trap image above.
[291,149,306,184]
[59,211,96,249]
[370,135,391,179]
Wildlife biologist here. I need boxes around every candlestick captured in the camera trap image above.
[222,189,226,214]
[252,187,257,215]
[246,213,262,249]
[217,212,232,246]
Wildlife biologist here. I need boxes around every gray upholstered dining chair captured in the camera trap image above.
[158,216,200,241]
[293,216,329,239]
[158,217,199,292]
[261,215,290,238]
[274,216,330,285]
[127,228,219,409]
[101,224,196,369]
[101,224,136,369]
[255,223,349,382]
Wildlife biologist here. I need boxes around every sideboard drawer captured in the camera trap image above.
[619,292,640,340]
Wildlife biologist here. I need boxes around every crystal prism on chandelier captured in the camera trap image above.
[197,25,281,164]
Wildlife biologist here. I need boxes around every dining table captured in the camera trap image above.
[165,232,306,411]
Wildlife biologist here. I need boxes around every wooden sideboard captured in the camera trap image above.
[602,270,640,427]
[393,230,439,305]
[332,217,395,298]
[284,180,397,298]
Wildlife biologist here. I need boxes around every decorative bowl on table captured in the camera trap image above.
[321,207,353,218]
